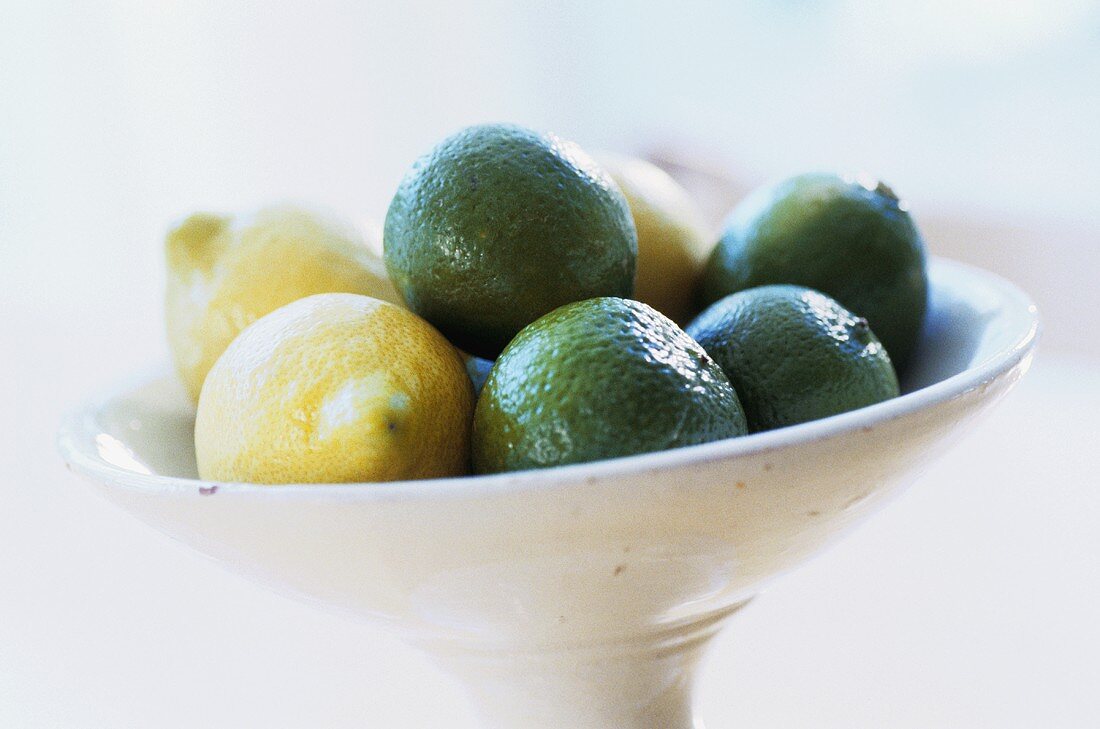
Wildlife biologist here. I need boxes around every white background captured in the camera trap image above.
[2,2,1099,727]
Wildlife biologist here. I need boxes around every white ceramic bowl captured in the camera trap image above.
[58,257,1038,729]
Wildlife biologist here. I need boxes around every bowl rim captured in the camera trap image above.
[57,257,1040,502]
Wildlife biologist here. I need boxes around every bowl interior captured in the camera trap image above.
[79,257,1036,486]
[900,259,1035,394]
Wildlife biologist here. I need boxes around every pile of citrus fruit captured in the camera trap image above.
[168,123,927,485]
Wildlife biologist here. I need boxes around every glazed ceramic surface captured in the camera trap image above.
[58,258,1038,729]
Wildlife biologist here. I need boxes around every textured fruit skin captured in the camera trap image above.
[473,297,747,474]
[195,293,473,484]
[384,124,637,358]
[166,205,403,402]
[700,173,927,371]
[687,285,899,432]
[596,152,710,324]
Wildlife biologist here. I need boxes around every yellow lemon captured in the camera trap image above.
[195,293,473,484]
[166,204,403,402]
[596,153,711,324]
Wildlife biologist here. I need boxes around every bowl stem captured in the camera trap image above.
[422,602,747,729]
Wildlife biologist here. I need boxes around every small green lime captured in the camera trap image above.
[384,124,637,358]
[700,173,927,371]
[687,285,899,432]
[473,297,747,473]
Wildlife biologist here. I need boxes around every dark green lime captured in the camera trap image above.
[384,123,637,358]
[700,173,927,371]
[473,297,747,473]
[687,284,899,432]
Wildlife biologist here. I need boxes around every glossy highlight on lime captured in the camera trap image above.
[473,297,747,473]
[700,172,927,371]
[688,284,899,432]
[384,123,637,358]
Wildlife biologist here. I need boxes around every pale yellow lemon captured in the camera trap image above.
[195,293,473,484]
[596,153,711,324]
[166,204,403,402]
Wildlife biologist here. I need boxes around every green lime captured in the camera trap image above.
[700,173,927,371]
[384,124,637,358]
[473,297,747,473]
[686,284,899,432]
